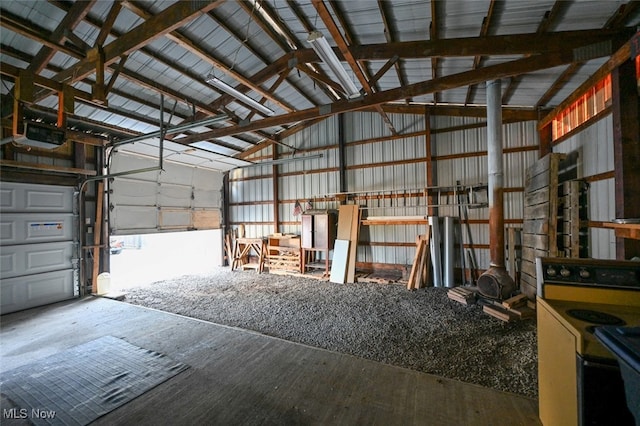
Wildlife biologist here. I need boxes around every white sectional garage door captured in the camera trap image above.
[109,152,224,235]
[0,182,78,314]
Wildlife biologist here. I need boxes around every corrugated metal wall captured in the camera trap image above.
[229,111,540,270]
[553,113,615,259]
[432,118,538,269]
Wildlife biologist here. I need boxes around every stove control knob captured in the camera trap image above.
[579,268,591,279]
[546,267,557,277]
[560,267,571,278]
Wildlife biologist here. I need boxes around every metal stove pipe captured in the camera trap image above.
[477,79,516,300]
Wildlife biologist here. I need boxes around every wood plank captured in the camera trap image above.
[525,154,551,181]
[524,202,550,220]
[523,218,548,235]
[524,187,550,207]
[520,259,537,280]
[522,233,549,251]
[507,227,517,282]
[407,237,426,290]
[502,294,528,309]
[483,304,517,322]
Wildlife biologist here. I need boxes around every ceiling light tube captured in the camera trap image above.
[308,31,361,99]
[205,76,275,116]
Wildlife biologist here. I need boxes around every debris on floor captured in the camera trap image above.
[447,287,535,322]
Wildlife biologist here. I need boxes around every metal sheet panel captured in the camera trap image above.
[1,269,75,315]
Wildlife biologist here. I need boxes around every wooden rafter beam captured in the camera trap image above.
[208,4,317,105]
[285,0,341,102]
[539,32,637,128]
[120,0,291,114]
[27,0,95,74]
[50,0,225,86]
[465,0,501,105]
[376,0,408,95]
[0,9,85,59]
[502,0,572,104]
[94,1,123,47]
[535,4,637,108]
[312,0,397,135]
[178,50,582,145]
[430,0,442,104]
[335,29,632,60]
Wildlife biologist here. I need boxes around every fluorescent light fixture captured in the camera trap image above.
[308,31,361,99]
[205,75,275,116]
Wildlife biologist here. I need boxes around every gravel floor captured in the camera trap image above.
[122,268,538,398]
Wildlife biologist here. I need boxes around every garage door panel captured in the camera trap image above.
[193,168,223,190]
[109,155,160,181]
[0,213,75,244]
[0,183,74,212]
[111,206,158,232]
[158,208,192,229]
[159,162,195,186]
[157,183,192,208]
[193,189,221,208]
[111,179,157,206]
[0,241,74,279]
[110,153,223,233]
[1,269,75,314]
[193,210,220,229]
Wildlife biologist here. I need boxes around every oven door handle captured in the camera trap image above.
[582,359,620,371]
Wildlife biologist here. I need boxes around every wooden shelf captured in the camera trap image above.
[602,222,640,240]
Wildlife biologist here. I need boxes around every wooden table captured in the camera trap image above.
[232,238,267,272]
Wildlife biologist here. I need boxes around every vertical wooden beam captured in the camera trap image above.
[539,122,553,158]
[425,109,435,216]
[338,113,347,196]
[57,84,75,128]
[612,59,640,258]
[272,146,280,234]
[13,70,34,136]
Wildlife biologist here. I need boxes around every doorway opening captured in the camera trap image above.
[109,230,223,291]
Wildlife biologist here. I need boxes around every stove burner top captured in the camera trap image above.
[566,309,626,325]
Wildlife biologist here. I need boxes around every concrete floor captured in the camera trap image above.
[0,297,540,425]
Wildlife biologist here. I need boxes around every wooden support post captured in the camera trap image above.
[612,59,640,258]
[507,227,516,283]
[13,70,35,136]
[88,46,107,104]
[57,84,75,128]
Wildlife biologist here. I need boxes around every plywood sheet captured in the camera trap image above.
[330,240,350,284]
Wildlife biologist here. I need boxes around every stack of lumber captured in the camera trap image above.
[521,153,565,299]
[447,287,477,305]
[407,233,430,290]
[481,294,535,322]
